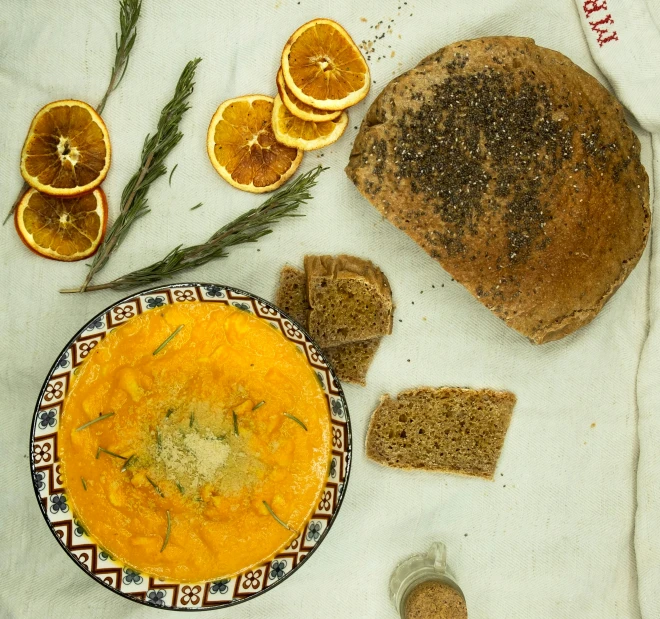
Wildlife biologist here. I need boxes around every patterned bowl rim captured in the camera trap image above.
[29,282,352,611]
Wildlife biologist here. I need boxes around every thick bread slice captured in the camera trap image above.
[275,264,382,385]
[305,254,393,347]
[346,37,650,344]
[366,387,516,479]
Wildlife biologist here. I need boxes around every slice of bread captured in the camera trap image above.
[276,265,310,327]
[404,581,467,619]
[366,387,515,479]
[275,264,383,385]
[324,338,381,387]
[305,254,393,347]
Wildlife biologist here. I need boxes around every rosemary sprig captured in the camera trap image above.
[153,325,184,355]
[253,401,265,410]
[233,411,239,436]
[283,413,308,431]
[3,0,141,225]
[66,58,201,293]
[161,510,171,552]
[121,454,137,472]
[76,412,115,432]
[146,476,165,497]
[96,447,127,460]
[97,0,142,115]
[63,166,326,292]
[81,477,88,491]
[262,501,297,534]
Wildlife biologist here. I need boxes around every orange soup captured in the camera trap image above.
[60,301,331,582]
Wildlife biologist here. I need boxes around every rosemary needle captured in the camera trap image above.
[64,57,202,293]
[263,501,297,533]
[252,401,265,410]
[81,477,87,491]
[168,164,178,186]
[233,411,239,436]
[65,166,326,292]
[75,412,115,432]
[96,447,127,460]
[166,408,174,418]
[153,325,184,355]
[121,454,136,472]
[161,510,171,552]
[175,481,185,494]
[283,413,308,431]
[3,0,142,226]
[146,476,165,498]
[190,202,203,211]
[189,412,194,428]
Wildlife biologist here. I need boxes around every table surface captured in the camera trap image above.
[1,1,656,617]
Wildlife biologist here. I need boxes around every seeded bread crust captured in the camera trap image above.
[346,37,650,344]
[366,386,516,479]
[275,264,382,385]
[305,254,393,346]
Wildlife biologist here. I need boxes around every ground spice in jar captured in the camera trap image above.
[404,580,468,619]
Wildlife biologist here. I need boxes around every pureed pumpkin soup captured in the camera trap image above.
[60,301,332,582]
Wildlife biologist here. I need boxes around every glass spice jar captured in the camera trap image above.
[389,542,466,618]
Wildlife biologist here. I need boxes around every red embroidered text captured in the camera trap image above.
[582,0,619,46]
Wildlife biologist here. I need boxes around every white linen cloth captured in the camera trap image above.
[0,0,658,617]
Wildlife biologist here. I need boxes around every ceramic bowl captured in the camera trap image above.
[29,283,351,610]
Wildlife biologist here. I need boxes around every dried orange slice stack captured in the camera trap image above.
[274,18,369,150]
[15,99,112,261]
[207,18,369,192]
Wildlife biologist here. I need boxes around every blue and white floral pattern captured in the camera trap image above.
[331,399,344,418]
[49,494,68,514]
[330,458,337,478]
[86,317,105,331]
[57,352,70,368]
[269,560,287,580]
[210,579,229,594]
[123,569,143,586]
[234,302,251,313]
[147,590,166,607]
[38,409,57,429]
[33,470,45,492]
[145,296,165,309]
[307,522,322,542]
[204,285,225,298]
[74,519,85,537]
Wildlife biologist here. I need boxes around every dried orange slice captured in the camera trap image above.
[20,100,111,197]
[272,94,348,151]
[207,95,303,193]
[276,68,341,122]
[281,18,370,111]
[15,188,108,261]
